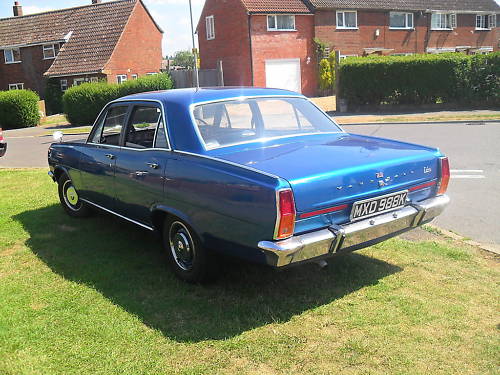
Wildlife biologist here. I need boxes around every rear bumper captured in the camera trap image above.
[258,194,450,267]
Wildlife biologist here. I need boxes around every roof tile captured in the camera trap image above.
[240,0,312,13]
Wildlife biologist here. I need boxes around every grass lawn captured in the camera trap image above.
[0,169,498,375]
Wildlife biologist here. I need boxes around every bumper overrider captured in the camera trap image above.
[258,195,450,267]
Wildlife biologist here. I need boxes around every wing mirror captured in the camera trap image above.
[53,131,64,143]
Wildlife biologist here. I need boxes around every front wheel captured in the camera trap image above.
[163,219,217,283]
[57,174,91,218]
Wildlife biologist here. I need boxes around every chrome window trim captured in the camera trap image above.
[81,198,154,231]
[86,98,172,151]
[188,95,345,152]
[173,150,281,180]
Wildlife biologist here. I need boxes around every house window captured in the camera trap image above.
[4,48,21,64]
[43,43,60,59]
[206,15,215,40]
[117,75,128,84]
[146,72,158,76]
[336,11,357,29]
[90,77,99,83]
[267,15,296,31]
[8,83,24,90]
[73,78,85,86]
[390,12,414,29]
[131,74,138,80]
[60,79,68,91]
[431,13,457,30]
[476,14,496,30]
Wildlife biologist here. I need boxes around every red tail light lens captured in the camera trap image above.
[437,157,450,195]
[0,128,3,141]
[274,189,296,240]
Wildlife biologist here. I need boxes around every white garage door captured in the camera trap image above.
[265,58,302,93]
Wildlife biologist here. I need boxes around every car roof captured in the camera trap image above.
[118,87,304,106]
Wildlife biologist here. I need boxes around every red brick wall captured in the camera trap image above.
[0,45,55,97]
[104,1,163,83]
[198,0,252,87]
[250,15,317,96]
[315,10,498,55]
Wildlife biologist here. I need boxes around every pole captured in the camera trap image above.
[188,0,200,88]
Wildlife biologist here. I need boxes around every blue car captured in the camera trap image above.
[48,88,450,283]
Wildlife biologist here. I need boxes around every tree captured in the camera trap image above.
[172,50,195,70]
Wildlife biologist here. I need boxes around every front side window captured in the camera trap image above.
[117,75,127,84]
[431,13,456,30]
[43,44,59,59]
[267,15,296,31]
[336,11,357,29]
[124,106,162,149]
[206,15,215,40]
[193,97,342,150]
[91,105,128,146]
[476,14,496,30]
[4,48,21,63]
[390,12,414,29]
[8,83,24,90]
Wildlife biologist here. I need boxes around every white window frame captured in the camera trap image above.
[90,77,99,83]
[131,74,138,80]
[389,12,414,29]
[117,74,128,84]
[267,15,296,31]
[4,48,21,64]
[60,79,68,91]
[431,13,457,30]
[43,44,59,59]
[73,78,85,86]
[476,14,496,30]
[206,15,215,40]
[336,10,358,29]
[8,83,24,90]
[146,72,158,76]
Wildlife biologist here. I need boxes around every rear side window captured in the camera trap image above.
[91,105,128,145]
[124,106,162,149]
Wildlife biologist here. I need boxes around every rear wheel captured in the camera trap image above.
[57,174,91,218]
[163,219,217,283]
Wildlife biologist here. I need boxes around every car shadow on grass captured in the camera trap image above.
[15,204,402,343]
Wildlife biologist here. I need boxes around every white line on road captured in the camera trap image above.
[451,175,485,179]
[451,170,483,173]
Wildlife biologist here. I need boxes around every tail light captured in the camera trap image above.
[437,157,450,195]
[0,128,4,141]
[274,189,296,240]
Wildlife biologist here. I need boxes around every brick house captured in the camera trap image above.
[0,0,163,98]
[198,0,499,96]
[197,0,318,96]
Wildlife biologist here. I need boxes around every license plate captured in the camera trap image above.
[350,190,408,221]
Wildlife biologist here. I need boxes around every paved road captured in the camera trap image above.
[342,122,500,246]
[2,122,499,245]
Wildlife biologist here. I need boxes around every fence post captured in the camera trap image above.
[217,60,224,87]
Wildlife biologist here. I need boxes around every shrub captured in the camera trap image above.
[338,52,500,108]
[63,73,174,125]
[0,90,41,129]
[318,52,337,94]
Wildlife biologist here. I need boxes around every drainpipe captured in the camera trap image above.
[248,14,254,86]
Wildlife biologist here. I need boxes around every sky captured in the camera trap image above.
[0,0,205,57]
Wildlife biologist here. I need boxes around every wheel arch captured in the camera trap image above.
[150,205,202,240]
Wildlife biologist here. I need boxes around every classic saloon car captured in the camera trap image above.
[48,88,450,282]
[0,128,6,157]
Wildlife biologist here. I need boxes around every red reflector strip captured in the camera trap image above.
[300,204,348,219]
[409,181,437,192]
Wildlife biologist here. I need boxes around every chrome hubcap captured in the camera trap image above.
[169,222,195,271]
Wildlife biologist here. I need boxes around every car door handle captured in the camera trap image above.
[105,154,115,160]
[147,162,159,169]
[135,171,148,177]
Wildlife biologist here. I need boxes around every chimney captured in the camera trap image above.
[13,1,23,17]
[92,0,102,4]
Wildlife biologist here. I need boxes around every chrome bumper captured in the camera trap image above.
[258,195,450,267]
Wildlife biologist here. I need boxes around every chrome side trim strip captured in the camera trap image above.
[81,198,154,231]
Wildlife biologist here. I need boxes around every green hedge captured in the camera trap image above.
[63,73,174,125]
[339,52,500,107]
[0,90,40,129]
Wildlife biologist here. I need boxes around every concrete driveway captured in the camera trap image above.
[1,121,499,247]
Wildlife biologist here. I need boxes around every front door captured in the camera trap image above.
[114,103,170,226]
[265,58,302,93]
[79,104,130,210]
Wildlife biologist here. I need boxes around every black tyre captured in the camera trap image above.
[163,219,217,283]
[57,173,91,218]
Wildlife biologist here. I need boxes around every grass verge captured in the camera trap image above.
[0,169,498,375]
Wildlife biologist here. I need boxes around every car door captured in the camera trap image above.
[79,103,130,210]
[114,102,171,226]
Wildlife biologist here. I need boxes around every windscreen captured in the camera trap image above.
[192,97,342,149]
